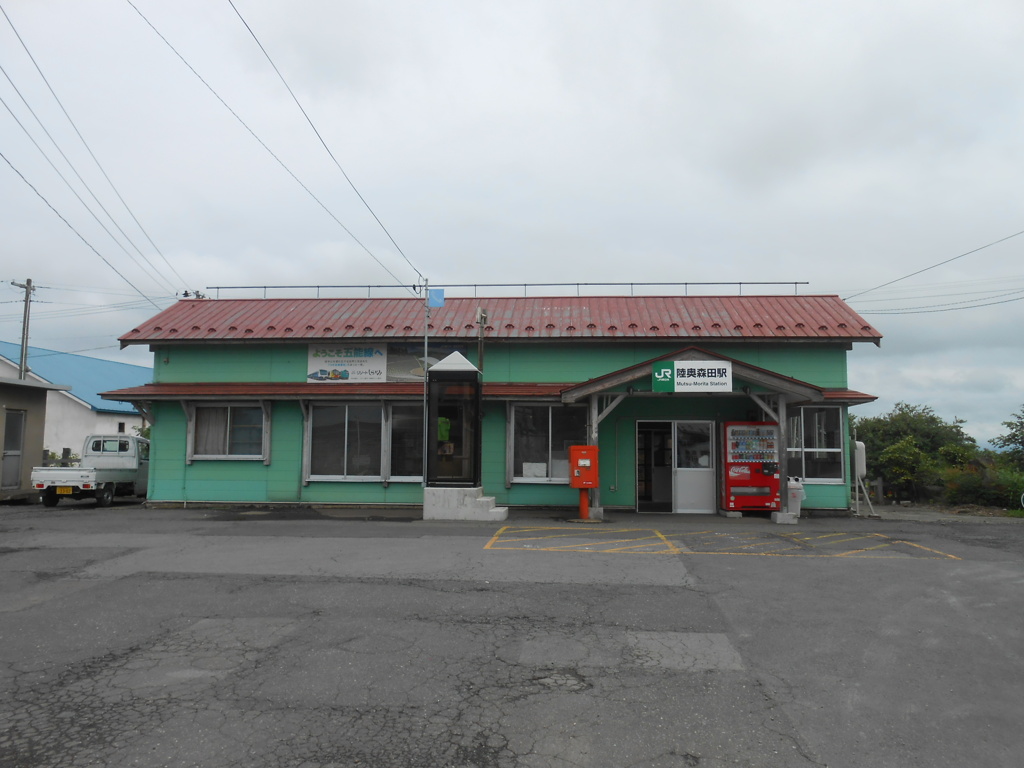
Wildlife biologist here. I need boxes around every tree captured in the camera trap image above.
[850,402,977,501]
[877,436,933,501]
[991,405,1024,469]
[851,402,976,458]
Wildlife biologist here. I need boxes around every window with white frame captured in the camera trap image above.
[189,403,268,461]
[786,406,844,482]
[511,404,588,482]
[307,402,423,481]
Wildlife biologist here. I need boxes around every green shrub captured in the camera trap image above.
[942,466,1024,508]
[878,436,938,501]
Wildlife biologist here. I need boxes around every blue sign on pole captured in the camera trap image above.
[427,288,445,308]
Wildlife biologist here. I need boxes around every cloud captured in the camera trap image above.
[2,0,1023,444]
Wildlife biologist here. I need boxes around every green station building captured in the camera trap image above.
[103,295,881,518]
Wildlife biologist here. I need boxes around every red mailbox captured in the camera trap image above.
[569,445,599,489]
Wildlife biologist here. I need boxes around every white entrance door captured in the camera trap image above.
[672,421,715,514]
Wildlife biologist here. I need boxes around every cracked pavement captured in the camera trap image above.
[1,504,1023,767]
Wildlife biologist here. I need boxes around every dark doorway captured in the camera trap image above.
[426,380,481,487]
[636,421,672,512]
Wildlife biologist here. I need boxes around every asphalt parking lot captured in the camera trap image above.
[2,501,1023,768]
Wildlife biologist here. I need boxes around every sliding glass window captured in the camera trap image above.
[308,402,423,482]
[786,406,844,482]
[511,404,588,483]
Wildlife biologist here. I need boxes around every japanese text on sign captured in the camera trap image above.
[653,361,733,392]
[307,344,387,382]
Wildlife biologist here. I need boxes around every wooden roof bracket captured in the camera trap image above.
[131,400,156,426]
[745,390,780,423]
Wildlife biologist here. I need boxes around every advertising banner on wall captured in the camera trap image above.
[385,343,465,382]
[307,345,387,382]
[307,343,467,382]
[652,361,733,392]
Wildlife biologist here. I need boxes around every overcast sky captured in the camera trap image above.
[2,0,1022,445]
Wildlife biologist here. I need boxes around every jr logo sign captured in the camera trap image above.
[652,361,733,393]
[652,363,677,392]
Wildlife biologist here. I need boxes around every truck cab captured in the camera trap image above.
[83,436,151,496]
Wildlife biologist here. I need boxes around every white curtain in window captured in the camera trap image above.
[195,407,228,455]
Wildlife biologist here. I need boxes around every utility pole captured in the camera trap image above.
[10,278,34,379]
[476,307,487,372]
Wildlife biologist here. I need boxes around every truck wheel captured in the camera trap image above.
[42,489,60,507]
[95,485,114,508]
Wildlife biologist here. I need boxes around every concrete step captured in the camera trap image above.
[423,487,509,521]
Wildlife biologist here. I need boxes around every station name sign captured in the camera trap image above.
[652,361,733,392]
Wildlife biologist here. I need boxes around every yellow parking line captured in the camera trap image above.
[485,528,616,546]
[891,539,962,560]
[834,542,897,556]
[569,532,671,548]
[484,526,513,549]
[653,528,685,554]
[486,527,960,559]
[799,533,885,548]
[731,541,791,551]
[600,534,684,554]
[550,534,670,549]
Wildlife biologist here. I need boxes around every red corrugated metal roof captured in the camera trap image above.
[120,296,881,345]
[821,389,877,404]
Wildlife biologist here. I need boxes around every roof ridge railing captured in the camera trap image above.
[204,282,811,299]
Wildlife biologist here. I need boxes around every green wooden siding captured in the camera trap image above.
[153,341,848,389]
[154,344,308,383]
[145,339,855,510]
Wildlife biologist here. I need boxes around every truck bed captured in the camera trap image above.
[31,466,139,486]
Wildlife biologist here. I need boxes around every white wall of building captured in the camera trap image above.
[42,392,143,459]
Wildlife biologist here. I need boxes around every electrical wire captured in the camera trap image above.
[844,228,1024,301]
[855,290,1024,315]
[847,281,1024,304]
[0,149,161,309]
[0,88,176,293]
[124,0,416,294]
[0,1,187,292]
[226,0,424,286]
[17,345,125,358]
[25,283,169,298]
[0,297,174,323]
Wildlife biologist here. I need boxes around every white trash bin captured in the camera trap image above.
[787,478,805,517]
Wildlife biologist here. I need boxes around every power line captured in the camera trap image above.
[124,0,416,294]
[0,149,161,309]
[853,287,1024,315]
[24,283,171,298]
[0,297,174,323]
[0,88,175,293]
[7,344,138,359]
[844,228,1024,301]
[842,275,1024,304]
[0,1,187,292]
[226,0,424,286]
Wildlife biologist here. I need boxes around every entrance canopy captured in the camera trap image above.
[559,346,875,406]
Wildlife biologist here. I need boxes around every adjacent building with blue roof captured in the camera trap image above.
[0,341,152,457]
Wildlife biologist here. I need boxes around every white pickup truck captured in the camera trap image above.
[31,435,150,507]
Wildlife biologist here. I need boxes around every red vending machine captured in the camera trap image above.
[723,422,782,512]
